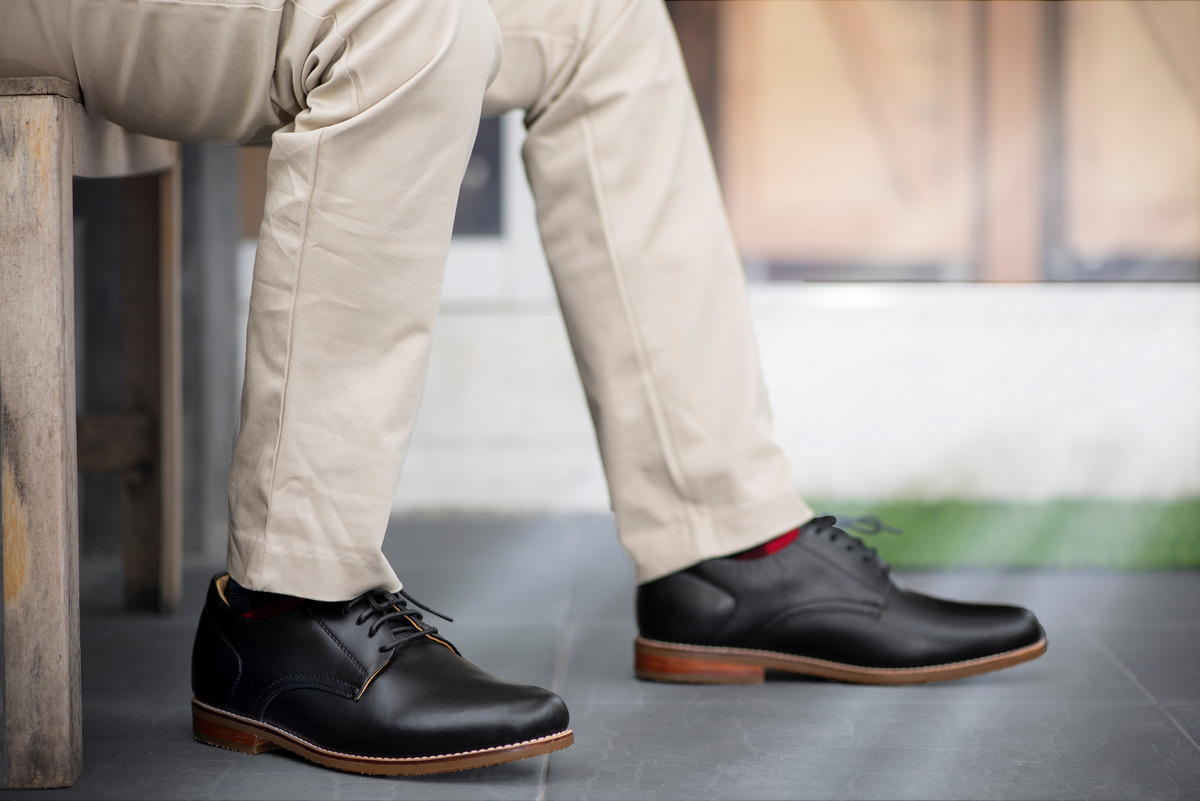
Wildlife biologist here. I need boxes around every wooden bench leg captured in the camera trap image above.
[0,93,84,789]
[119,169,183,613]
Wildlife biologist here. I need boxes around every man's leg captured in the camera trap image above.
[483,0,812,584]
[484,0,1046,685]
[221,0,503,601]
[3,0,499,601]
[3,0,572,772]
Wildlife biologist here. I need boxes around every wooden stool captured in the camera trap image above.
[0,77,183,789]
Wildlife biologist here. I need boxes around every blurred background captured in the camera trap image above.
[73,0,1198,570]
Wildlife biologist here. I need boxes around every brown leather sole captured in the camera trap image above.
[192,698,573,775]
[634,635,1048,685]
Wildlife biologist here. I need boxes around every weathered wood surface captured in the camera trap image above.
[0,91,84,790]
[0,78,177,179]
[0,78,184,787]
[2,77,182,613]
[0,76,80,102]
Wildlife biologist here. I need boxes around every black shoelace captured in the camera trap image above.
[814,514,902,564]
[346,589,455,655]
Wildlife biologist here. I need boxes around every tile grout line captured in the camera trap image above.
[536,531,581,801]
[1080,621,1200,755]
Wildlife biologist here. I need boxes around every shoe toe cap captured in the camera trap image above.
[489,684,570,743]
[375,660,571,755]
[890,588,1046,663]
[439,676,568,738]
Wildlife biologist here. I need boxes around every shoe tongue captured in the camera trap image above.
[390,604,427,633]
[799,516,840,539]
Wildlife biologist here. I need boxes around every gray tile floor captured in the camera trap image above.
[4,514,1200,800]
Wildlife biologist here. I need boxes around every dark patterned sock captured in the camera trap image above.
[731,527,800,560]
[225,577,306,619]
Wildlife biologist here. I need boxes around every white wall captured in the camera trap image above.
[394,282,1200,513]
[756,283,1199,501]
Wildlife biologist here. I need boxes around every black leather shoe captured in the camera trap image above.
[191,574,572,774]
[635,516,1046,685]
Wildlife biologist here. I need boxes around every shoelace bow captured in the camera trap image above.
[815,514,902,564]
[347,589,455,654]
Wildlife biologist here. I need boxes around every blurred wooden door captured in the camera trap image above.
[671,0,1200,281]
[1055,0,1200,279]
[721,0,977,278]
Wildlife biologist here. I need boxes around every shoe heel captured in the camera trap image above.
[192,700,279,755]
[635,638,765,685]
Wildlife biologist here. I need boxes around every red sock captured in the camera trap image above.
[731,527,800,560]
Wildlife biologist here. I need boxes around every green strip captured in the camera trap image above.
[809,499,1200,569]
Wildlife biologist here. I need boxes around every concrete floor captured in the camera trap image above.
[5,514,1200,800]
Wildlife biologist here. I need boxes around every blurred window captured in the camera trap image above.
[452,115,503,237]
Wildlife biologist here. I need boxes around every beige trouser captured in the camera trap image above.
[1,0,811,600]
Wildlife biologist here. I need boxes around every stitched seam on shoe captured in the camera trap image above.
[253,674,359,719]
[639,636,1047,673]
[193,698,570,762]
[307,608,368,676]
